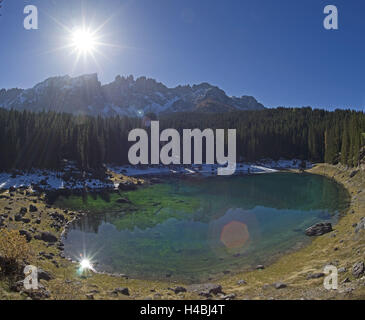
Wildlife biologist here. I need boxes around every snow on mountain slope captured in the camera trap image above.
[0,74,265,117]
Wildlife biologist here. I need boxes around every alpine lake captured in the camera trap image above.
[50,173,350,283]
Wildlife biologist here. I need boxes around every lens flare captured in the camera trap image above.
[220,221,250,249]
[77,255,96,274]
[80,258,92,270]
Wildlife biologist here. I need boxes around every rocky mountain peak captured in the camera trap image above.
[0,74,265,116]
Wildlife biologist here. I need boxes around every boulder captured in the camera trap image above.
[14,214,23,222]
[306,273,325,280]
[113,287,130,296]
[274,282,287,289]
[38,268,53,281]
[27,288,51,300]
[197,283,223,297]
[352,262,365,278]
[305,223,332,236]
[219,293,236,300]
[19,230,32,242]
[10,280,24,292]
[338,267,347,273]
[0,255,6,267]
[29,205,38,212]
[349,170,359,178]
[38,232,57,243]
[355,218,365,233]
[170,286,187,294]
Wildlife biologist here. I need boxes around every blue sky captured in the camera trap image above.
[0,0,364,110]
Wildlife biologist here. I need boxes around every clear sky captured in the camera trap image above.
[0,0,364,110]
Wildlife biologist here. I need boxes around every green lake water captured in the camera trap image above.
[59,173,350,283]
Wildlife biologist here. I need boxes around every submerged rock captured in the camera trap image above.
[116,198,130,204]
[150,178,162,184]
[305,222,332,236]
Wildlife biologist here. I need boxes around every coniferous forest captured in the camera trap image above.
[0,107,364,171]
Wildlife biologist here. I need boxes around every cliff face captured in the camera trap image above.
[0,74,265,117]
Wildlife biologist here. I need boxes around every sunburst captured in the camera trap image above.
[40,8,126,72]
[70,28,97,55]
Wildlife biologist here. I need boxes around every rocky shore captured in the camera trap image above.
[0,164,364,300]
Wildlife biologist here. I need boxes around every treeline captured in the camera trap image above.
[0,109,140,170]
[0,107,364,171]
[161,107,365,166]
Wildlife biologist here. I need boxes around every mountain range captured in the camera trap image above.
[0,74,265,117]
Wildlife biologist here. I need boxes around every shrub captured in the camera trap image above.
[0,229,30,275]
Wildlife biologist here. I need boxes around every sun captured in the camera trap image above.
[71,28,97,54]
[44,12,123,70]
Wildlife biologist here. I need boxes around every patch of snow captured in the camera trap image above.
[0,169,113,191]
[0,159,312,191]
[108,159,312,178]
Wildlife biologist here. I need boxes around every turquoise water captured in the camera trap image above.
[62,173,350,283]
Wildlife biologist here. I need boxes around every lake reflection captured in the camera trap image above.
[62,173,350,282]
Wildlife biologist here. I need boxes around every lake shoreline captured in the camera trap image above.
[0,159,311,191]
[0,164,364,300]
